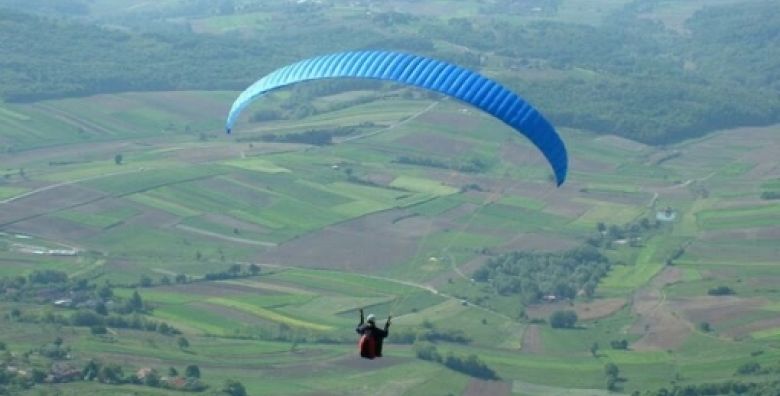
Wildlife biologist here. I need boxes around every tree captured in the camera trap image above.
[143,369,160,387]
[607,225,624,240]
[708,286,735,296]
[175,273,188,284]
[590,342,599,357]
[597,222,607,234]
[248,263,260,276]
[95,302,108,316]
[139,275,153,287]
[114,154,123,165]
[98,364,124,384]
[177,336,190,349]
[31,368,47,383]
[605,362,619,378]
[736,362,761,375]
[98,285,113,300]
[699,322,711,332]
[185,365,200,378]
[610,339,629,350]
[126,290,144,313]
[414,342,442,362]
[223,379,247,396]
[549,310,578,329]
[82,359,100,381]
[168,367,178,377]
[228,264,242,276]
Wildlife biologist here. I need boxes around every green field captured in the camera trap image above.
[1,1,779,394]
[2,89,778,393]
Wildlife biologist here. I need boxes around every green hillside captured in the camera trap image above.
[1,1,779,395]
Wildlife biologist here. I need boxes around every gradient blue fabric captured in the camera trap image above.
[226,50,567,185]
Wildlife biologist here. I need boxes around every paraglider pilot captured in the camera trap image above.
[356,308,391,359]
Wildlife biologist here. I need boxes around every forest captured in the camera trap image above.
[472,246,611,303]
[1,0,778,144]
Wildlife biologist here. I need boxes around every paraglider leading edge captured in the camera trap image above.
[225,50,568,186]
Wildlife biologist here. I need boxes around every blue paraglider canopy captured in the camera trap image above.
[225,50,568,186]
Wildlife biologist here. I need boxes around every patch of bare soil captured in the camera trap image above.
[0,184,107,226]
[500,139,548,169]
[173,145,245,163]
[595,135,650,152]
[417,109,484,130]
[526,298,627,322]
[541,195,591,219]
[72,197,130,214]
[256,209,438,273]
[571,155,618,174]
[194,301,275,327]
[0,141,135,168]
[464,379,512,396]
[521,324,544,354]
[579,190,653,206]
[201,213,271,234]
[438,202,482,223]
[7,216,99,242]
[701,227,780,242]
[654,266,684,285]
[631,303,690,351]
[725,317,780,339]
[123,91,229,120]
[497,232,579,253]
[630,267,692,351]
[395,132,475,157]
[123,205,181,228]
[31,103,115,135]
[192,178,274,208]
[674,296,769,332]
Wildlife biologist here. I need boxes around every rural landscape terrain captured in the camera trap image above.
[0,0,779,395]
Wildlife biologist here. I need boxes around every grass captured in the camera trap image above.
[539,306,639,356]
[498,194,547,210]
[0,186,28,200]
[129,192,202,217]
[570,199,645,229]
[410,195,464,216]
[0,104,31,121]
[223,157,291,173]
[389,175,459,195]
[83,165,227,196]
[1,46,779,394]
[205,297,333,331]
[52,207,138,229]
[599,236,669,293]
[457,203,570,232]
[696,203,780,230]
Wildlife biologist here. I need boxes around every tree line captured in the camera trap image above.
[2,1,778,145]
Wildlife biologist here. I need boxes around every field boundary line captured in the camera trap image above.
[0,168,145,205]
[175,224,277,247]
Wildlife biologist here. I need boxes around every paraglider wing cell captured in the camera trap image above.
[225,50,568,186]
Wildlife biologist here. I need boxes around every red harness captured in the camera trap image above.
[358,334,377,359]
